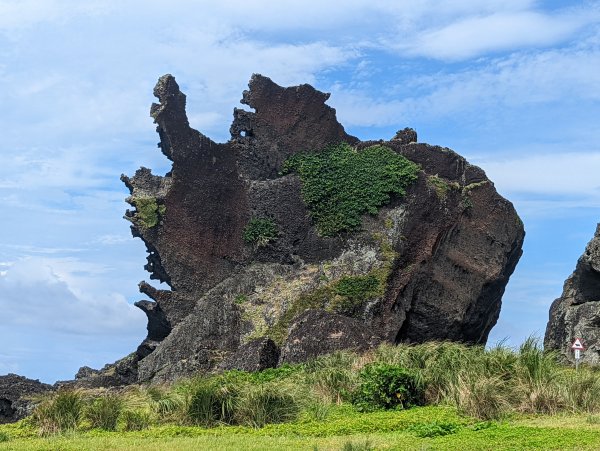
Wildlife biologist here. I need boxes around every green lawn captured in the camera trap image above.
[2,406,600,450]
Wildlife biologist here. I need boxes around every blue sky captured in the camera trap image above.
[1,0,599,383]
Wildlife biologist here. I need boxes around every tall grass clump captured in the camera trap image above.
[235,381,301,427]
[560,370,600,413]
[85,393,123,430]
[371,337,575,419]
[185,378,239,427]
[32,389,83,436]
[304,351,359,403]
[121,409,152,431]
[143,385,185,422]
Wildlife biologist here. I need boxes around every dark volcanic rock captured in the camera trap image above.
[0,374,52,423]
[545,224,600,363]
[219,337,280,372]
[60,353,139,389]
[280,310,381,364]
[118,73,524,382]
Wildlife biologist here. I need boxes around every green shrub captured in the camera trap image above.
[243,217,278,247]
[352,363,423,412]
[409,421,461,437]
[32,389,83,436]
[282,143,419,236]
[235,382,300,428]
[85,394,123,431]
[0,431,9,442]
[121,409,152,431]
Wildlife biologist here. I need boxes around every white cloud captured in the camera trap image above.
[0,0,109,32]
[479,152,600,197]
[0,257,145,335]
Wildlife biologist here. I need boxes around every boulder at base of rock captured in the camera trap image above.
[280,310,381,364]
[219,337,280,372]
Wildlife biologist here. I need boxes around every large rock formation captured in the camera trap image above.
[117,74,524,382]
[545,224,600,363]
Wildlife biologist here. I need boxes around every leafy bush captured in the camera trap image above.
[121,409,152,431]
[282,143,419,236]
[85,394,123,430]
[0,431,9,442]
[32,389,84,436]
[243,217,278,247]
[352,363,423,412]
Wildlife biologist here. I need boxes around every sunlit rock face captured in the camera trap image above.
[116,74,524,383]
[545,224,600,364]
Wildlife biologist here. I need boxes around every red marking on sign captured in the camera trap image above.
[571,338,585,350]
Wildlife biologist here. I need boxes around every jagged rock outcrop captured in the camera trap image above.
[0,374,52,423]
[545,224,600,363]
[119,73,524,382]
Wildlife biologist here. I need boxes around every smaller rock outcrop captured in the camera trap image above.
[219,337,280,372]
[545,224,600,363]
[0,374,52,423]
[280,310,381,364]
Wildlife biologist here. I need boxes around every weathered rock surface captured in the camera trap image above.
[545,224,600,363]
[219,337,280,372]
[0,374,52,423]
[118,73,524,382]
[280,310,381,364]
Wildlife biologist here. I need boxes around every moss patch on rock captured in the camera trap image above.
[282,143,419,236]
[131,196,165,229]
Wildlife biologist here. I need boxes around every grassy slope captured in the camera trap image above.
[3,406,600,450]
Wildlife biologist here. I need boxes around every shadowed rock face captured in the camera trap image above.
[0,374,52,423]
[117,74,524,382]
[545,225,600,363]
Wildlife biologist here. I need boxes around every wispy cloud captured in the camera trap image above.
[397,8,599,60]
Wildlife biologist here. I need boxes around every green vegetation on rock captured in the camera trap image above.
[329,274,382,315]
[243,217,278,247]
[427,174,460,200]
[282,143,419,236]
[131,196,166,229]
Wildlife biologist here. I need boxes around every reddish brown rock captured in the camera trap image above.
[119,74,524,382]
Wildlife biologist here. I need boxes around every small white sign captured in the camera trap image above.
[571,338,585,350]
[575,349,581,360]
